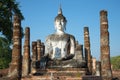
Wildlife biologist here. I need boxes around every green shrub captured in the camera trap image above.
[111,56,120,70]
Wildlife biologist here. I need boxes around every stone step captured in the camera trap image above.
[37,68,86,73]
[36,68,87,76]
[46,67,87,71]
[22,68,86,80]
[33,71,86,78]
[22,75,102,80]
[22,75,82,80]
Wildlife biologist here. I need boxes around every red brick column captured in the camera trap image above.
[8,14,22,79]
[96,61,101,76]
[37,40,41,61]
[75,41,83,60]
[84,27,92,74]
[41,42,45,56]
[92,57,96,75]
[80,44,83,59]
[22,27,30,77]
[31,41,37,73]
[100,10,112,80]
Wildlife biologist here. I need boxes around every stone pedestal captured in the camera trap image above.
[8,14,22,79]
[22,67,86,80]
[47,59,86,68]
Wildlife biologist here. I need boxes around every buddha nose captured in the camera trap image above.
[59,21,62,25]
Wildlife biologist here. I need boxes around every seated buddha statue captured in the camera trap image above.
[44,7,75,61]
[40,7,76,68]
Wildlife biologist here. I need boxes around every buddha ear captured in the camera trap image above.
[64,22,66,31]
[54,21,57,30]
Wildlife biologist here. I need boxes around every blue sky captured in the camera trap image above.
[17,0,120,60]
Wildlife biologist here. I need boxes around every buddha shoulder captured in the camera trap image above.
[68,34,75,41]
[45,33,75,41]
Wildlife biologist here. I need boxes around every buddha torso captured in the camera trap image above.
[45,33,75,60]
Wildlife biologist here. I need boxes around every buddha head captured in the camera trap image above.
[54,7,67,31]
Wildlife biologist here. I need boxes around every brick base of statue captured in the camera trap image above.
[21,59,87,80]
[22,67,86,80]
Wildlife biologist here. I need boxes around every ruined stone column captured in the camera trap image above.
[75,41,83,60]
[92,57,96,75]
[41,42,45,56]
[84,27,92,74]
[32,41,37,61]
[37,40,41,61]
[31,41,37,74]
[22,27,30,77]
[8,14,22,79]
[80,44,83,59]
[95,61,101,76]
[100,10,112,80]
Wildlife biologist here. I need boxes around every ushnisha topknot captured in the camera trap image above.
[54,6,67,23]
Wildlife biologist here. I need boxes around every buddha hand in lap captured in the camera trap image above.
[44,7,75,61]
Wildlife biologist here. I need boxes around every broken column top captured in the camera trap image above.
[100,10,107,16]
[25,27,30,32]
[14,14,21,21]
[84,27,89,32]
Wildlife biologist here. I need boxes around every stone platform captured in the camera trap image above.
[22,67,87,80]
[47,59,86,68]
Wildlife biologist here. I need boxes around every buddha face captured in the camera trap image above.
[55,19,66,31]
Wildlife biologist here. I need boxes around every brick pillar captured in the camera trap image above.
[96,61,101,76]
[41,42,45,56]
[31,41,37,74]
[75,41,83,60]
[100,10,112,80]
[8,14,22,79]
[92,57,96,75]
[22,27,30,77]
[37,40,41,61]
[32,41,37,61]
[84,27,92,74]
[80,44,83,59]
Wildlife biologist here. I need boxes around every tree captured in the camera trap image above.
[0,37,12,69]
[111,56,120,70]
[0,0,24,69]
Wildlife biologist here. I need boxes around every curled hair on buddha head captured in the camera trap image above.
[54,6,67,30]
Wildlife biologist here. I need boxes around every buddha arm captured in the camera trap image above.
[62,35,75,60]
[70,35,75,55]
[44,36,52,56]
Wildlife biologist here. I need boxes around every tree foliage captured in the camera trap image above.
[0,0,24,69]
[0,0,24,43]
[0,37,12,69]
[111,55,120,70]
